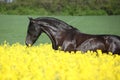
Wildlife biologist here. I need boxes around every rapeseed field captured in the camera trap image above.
[0,42,120,80]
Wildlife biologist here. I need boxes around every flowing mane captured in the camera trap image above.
[34,17,77,30]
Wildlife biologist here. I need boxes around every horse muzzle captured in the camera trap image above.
[25,40,33,46]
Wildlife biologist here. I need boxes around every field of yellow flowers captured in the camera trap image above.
[0,42,120,80]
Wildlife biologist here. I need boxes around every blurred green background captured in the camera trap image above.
[0,15,120,45]
[0,0,120,15]
[0,0,120,45]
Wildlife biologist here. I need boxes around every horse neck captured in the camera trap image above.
[38,20,74,49]
[40,25,59,49]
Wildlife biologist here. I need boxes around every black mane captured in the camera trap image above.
[34,17,77,30]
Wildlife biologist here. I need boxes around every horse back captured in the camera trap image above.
[75,33,120,54]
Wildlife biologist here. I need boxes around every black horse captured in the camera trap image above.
[25,17,120,54]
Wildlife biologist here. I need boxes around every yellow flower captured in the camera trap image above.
[0,42,120,80]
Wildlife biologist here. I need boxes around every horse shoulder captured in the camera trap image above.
[61,30,77,51]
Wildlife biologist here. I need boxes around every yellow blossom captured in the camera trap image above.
[0,42,120,80]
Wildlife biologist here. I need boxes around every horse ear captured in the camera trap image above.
[28,17,36,23]
[28,17,33,21]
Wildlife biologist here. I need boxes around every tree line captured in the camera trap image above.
[0,0,120,15]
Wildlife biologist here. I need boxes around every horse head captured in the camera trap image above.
[25,17,42,46]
